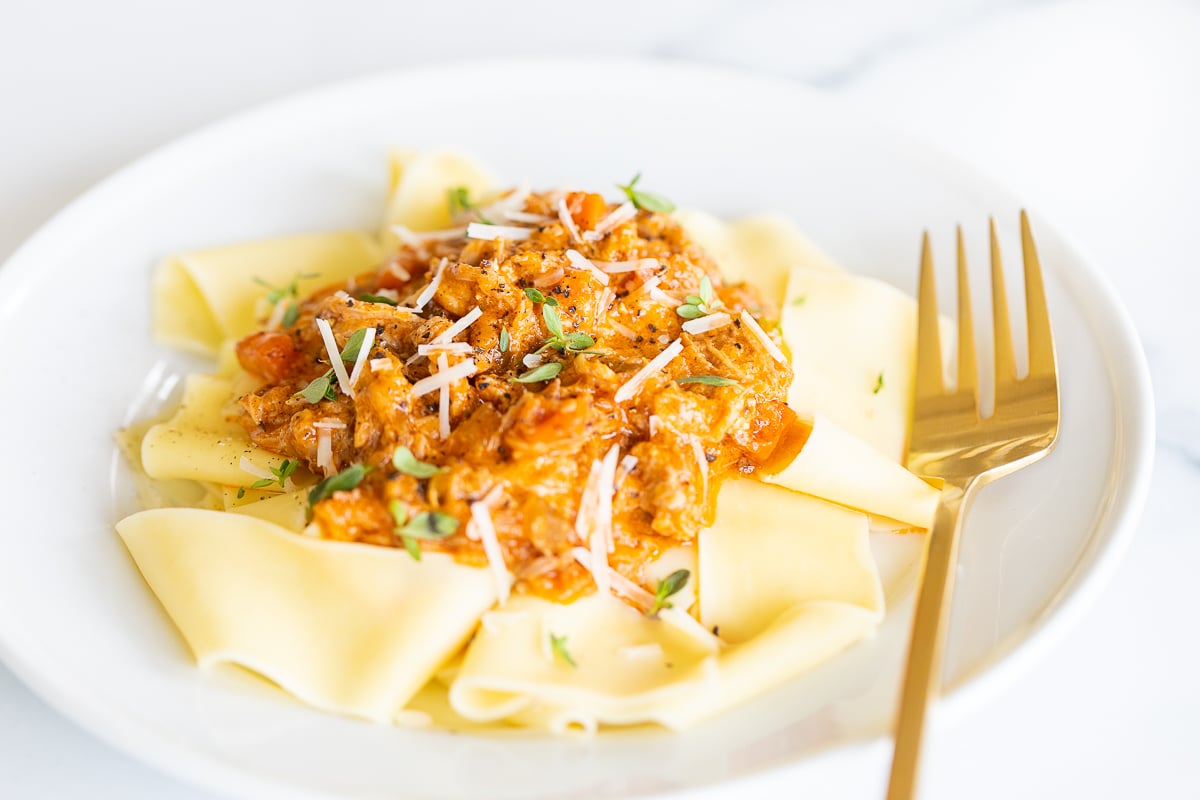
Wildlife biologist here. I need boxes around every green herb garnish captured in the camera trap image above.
[254,272,318,328]
[616,172,675,213]
[512,362,564,383]
[387,500,421,561]
[392,446,444,479]
[549,633,577,667]
[533,303,597,354]
[648,569,690,617]
[873,372,884,394]
[339,328,369,363]
[360,293,398,306]
[307,463,370,507]
[676,375,738,387]
[523,287,559,306]
[448,186,491,223]
[792,295,808,307]
[398,511,460,539]
[499,327,510,353]
[675,275,721,320]
[296,369,336,403]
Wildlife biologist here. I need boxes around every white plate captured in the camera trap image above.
[0,59,1153,799]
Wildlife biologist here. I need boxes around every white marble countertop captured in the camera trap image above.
[1,0,1197,797]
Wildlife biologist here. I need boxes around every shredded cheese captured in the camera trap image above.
[617,454,638,486]
[522,353,543,368]
[681,311,732,335]
[391,225,467,246]
[648,415,661,437]
[531,267,565,288]
[264,298,288,330]
[312,419,347,430]
[504,210,554,224]
[466,222,534,241]
[431,305,482,345]
[346,326,376,391]
[564,249,610,285]
[594,257,660,274]
[316,427,334,477]
[417,342,473,357]
[437,353,451,440]
[385,260,411,281]
[410,359,477,397]
[369,357,392,373]
[557,198,583,244]
[571,548,656,610]
[238,456,274,481]
[315,317,355,398]
[648,285,679,306]
[413,258,447,312]
[614,339,684,403]
[583,201,637,241]
[610,321,637,340]
[470,501,511,605]
[739,309,787,363]
[618,643,664,662]
[595,286,615,318]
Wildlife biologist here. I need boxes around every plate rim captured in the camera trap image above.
[0,56,1156,798]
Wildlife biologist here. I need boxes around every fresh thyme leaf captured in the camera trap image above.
[616,172,676,213]
[270,459,298,487]
[307,463,370,507]
[549,633,577,667]
[388,499,408,527]
[873,372,884,394]
[684,295,703,306]
[499,327,510,353]
[392,446,444,479]
[360,293,398,306]
[524,287,550,304]
[398,511,459,539]
[542,303,564,339]
[249,477,275,490]
[698,275,714,307]
[339,328,369,363]
[402,535,422,561]
[281,301,300,327]
[676,375,738,387]
[295,370,334,404]
[236,486,246,499]
[792,295,807,306]
[512,362,563,383]
[563,332,595,351]
[448,186,472,216]
[675,304,704,320]
[648,569,690,616]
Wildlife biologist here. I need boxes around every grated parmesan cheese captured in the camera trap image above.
[385,261,411,282]
[437,354,451,440]
[504,210,555,225]
[531,267,565,288]
[413,258,448,312]
[312,419,347,430]
[564,249,610,285]
[681,311,732,335]
[614,339,684,403]
[690,435,709,497]
[470,501,511,604]
[610,321,637,339]
[315,317,355,399]
[391,225,467,246]
[571,548,656,610]
[316,427,335,477]
[583,201,637,241]
[369,357,392,373]
[346,326,376,391]
[648,415,661,437]
[417,342,473,357]
[557,198,583,244]
[466,222,534,241]
[618,643,664,662]
[431,305,482,345]
[410,359,477,397]
[522,353,543,368]
[739,310,787,363]
[238,456,273,481]
[594,257,660,274]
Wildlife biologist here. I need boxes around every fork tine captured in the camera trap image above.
[989,218,1017,384]
[914,231,944,399]
[1020,211,1056,376]
[955,226,977,395]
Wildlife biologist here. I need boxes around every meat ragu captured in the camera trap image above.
[234,189,795,602]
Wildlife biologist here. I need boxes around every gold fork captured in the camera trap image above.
[886,212,1061,800]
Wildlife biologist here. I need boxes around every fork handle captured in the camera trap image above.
[886,478,976,800]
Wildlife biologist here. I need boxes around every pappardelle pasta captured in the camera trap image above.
[116,150,939,733]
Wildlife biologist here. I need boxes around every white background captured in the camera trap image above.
[1,0,1198,797]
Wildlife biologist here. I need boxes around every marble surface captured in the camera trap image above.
[1,0,1197,797]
